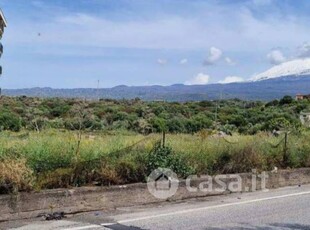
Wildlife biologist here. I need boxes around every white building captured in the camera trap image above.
[300,112,310,127]
[0,9,6,86]
[0,9,7,39]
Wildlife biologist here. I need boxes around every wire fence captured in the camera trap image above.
[0,129,298,190]
[29,134,161,174]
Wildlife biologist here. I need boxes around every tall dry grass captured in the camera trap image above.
[0,158,33,193]
[0,129,309,192]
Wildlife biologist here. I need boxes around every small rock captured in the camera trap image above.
[271,167,278,173]
[42,212,65,221]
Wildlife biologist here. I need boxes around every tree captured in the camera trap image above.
[132,119,152,135]
[268,117,291,131]
[265,100,279,107]
[167,118,185,133]
[279,95,293,105]
[150,117,167,132]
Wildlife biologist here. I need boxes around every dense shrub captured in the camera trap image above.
[0,95,308,134]
[147,143,194,177]
[0,111,22,132]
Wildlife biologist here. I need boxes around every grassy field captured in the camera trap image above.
[1,129,310,193]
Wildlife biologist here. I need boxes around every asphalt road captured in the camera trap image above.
[3,184,310,230]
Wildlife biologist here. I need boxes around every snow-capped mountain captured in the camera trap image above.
[252,58,310,81]
[4,58,310,101]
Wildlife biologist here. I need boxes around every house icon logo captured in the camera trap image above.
[147,168,179,199]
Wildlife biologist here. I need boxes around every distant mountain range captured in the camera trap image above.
[3,59,310,101]
[2,75,310,101]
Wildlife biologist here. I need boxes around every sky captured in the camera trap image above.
[1,0,310,88]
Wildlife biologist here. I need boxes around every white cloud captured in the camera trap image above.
[298,42,310,58]
[218,76,244,84]
[185,73,210,85]
[180,58,188,65]
[8,6,310,54]
[157,58,167,65]
[225,57,236,66]
[267,50,286,65]
[204,47,223,65]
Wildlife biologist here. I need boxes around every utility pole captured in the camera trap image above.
[214,92,221,129]
[97,80,100,101]
[283,132,289,166]
[215,101,218,122]
[162,131,166,148]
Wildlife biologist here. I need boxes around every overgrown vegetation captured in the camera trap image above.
[0,95,308,134]
[0,129,309,193]
[0,95,310,193]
